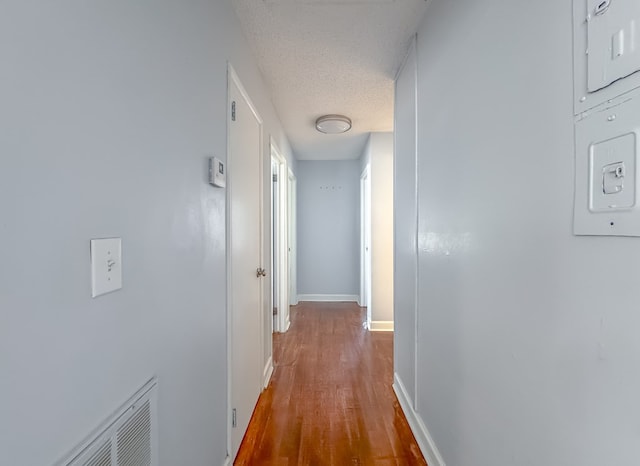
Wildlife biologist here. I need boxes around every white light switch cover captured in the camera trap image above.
[574,95,640,236]
[90,238,122,297]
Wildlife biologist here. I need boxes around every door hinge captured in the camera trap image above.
[273,173,278,182]
[232,408,237,428]
[273,307,277,316]
[231,101,236,121]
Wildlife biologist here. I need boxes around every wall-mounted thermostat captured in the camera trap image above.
[209,157,226,188]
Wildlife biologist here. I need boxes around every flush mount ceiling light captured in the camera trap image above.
[315,115,352,134]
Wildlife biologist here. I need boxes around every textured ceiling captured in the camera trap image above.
[232,0,429,160]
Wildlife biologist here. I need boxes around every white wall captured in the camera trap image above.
[297,160,360,299]
[0,1,292,465]
[361,133,395,328]
[394,0,640,465]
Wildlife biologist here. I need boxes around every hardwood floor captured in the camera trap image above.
[234,301,427,465]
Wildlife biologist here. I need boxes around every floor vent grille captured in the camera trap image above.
[57,378,157,466]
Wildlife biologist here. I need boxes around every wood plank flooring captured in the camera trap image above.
[234,301,427,465]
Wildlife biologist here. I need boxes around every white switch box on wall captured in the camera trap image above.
[574,94,640,236]
[573,0,640,115]
[90,238,122,297]
[587,0,640,93]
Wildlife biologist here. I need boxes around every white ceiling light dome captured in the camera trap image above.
[315,114,352,134]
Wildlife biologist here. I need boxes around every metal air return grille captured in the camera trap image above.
[85,441,112,466]
[57,378,158,466]
[116,400,151,466]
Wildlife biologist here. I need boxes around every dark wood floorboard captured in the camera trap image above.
[234,301,427,465]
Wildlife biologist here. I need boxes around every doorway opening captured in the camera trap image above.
[271,140,291,333]
[360,165,372,328]
[288,169,297,307]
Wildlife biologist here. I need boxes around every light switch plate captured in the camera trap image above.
[90,238,122,298]
[574,95,640,236]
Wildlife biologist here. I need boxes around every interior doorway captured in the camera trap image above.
[271,141,290,333]
[288,169,297,307]
[360,165,372,327]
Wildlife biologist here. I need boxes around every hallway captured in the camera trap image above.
[234,302,426,465]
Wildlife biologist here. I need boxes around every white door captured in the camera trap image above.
[228,68,264,460]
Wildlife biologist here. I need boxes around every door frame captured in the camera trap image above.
[226,63,265,461]
[270,137,290,333]
[288,169,298,307]
[270,139,290,333]
[360,165,372,326]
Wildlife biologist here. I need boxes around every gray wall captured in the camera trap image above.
[394,40,417,402]
[0,1,292,465]
[297,160,360,297]
[394,0,640,465]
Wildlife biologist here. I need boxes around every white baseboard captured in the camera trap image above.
[393,373,446,466]
[276,319,291,334]
[263,356,273,389]
[369,320,394,331]
[297,294,359,302]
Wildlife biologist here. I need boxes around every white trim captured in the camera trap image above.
[270,140,290,334]
[225,64,233,462]
[281,315,291,332]
[393,373,446,466]
[297,294,359,302]
[360,165,372,328]
[395,34,421,411]
[222,456,232,466]
[228,66,263,125]
[263,355,273,388]
[412,32,420,417]
[288,170,298,307]
[369,320,394,332]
